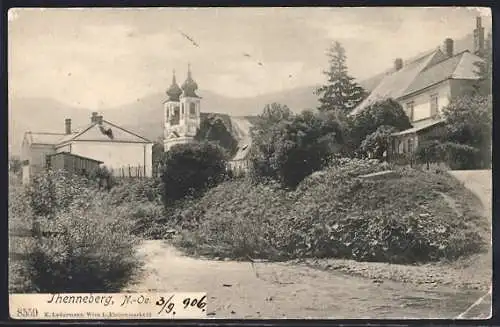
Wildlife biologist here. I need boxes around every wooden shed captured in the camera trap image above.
[46,152,103,176]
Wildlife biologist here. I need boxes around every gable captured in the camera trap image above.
[402,51,482,98]
[58,120,152,145]
[352,49,442,115]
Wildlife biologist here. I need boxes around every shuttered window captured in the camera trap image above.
[430,94,439,117]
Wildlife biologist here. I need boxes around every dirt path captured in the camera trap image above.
[127,241,487,319]
[127,170,492,319]
[448,170,492,213]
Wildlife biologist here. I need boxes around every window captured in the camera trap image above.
[406,102,415,121]
[171,106,180,125]
[408,138,414,154]
[430,94,439,117]
[181,103,184,115]
[189,102,196,116]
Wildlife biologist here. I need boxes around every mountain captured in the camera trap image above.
[100,85,320,142]
[9,85,320,154]
[10,27,485,155]
[8,97,93,155]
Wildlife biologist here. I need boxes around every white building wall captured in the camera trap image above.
[56,144,71,153]
[398,80,451,122]
[68,141,153,177]
[21,144,55,184]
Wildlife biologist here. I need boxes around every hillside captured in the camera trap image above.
[9,28,484,155]
[8,85,319,154]
[8,97,94,155]
[102,86,320,142]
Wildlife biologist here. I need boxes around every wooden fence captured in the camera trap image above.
[110,165,147,179]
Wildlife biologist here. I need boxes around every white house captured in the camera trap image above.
[21,112,153,184]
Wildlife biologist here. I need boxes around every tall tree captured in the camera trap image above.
[316,41,367,115]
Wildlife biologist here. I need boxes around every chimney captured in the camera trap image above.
[444,38,454,57]
[474,16,485,57]
[394,58,403,71]
[91,112,98,123]
[65,118,71,135]
[96,115,103,125]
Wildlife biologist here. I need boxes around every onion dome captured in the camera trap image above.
[181,64,199,98]
[166,70,182,102]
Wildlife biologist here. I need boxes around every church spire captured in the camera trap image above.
[181,63,199,98]
[166,69,182,101]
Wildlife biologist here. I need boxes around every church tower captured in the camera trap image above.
[163,65,201,151]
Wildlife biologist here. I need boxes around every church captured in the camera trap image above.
[163,65,201,151]
[162,65,252,176]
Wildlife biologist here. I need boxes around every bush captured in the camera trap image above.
[441,95,492,168]
[416,140,481,170]
[360,125,398,159]
[172,178,294,259]
[10,170,143,293]
[106,178,162,206]
[28,170,94,218]
[250,109,343,188]
[174,159,485,264]
[85,166,116,190]
[160,142,228,205]
[440,142,481,170]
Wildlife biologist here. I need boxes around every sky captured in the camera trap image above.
[8,7,491,109]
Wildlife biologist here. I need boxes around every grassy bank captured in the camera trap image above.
[172,159,487,265]
[8,171,144,293]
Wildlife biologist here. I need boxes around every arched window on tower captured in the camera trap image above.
[171,106,180,125]
[189,103,196,117]
[181,103,184,115]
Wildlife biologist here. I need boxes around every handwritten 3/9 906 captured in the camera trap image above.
[156,295,206,315]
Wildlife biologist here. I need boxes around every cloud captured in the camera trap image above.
[9,7,483,109]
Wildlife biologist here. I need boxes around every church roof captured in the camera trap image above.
[166,71,182,102]
[181,65,200,98]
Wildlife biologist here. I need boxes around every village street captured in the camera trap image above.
[127,170,492,319]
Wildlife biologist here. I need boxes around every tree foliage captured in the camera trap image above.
[346,98,412,155]
[195,114,238,156]
[360,125,398,160]
[251,103,294,134]
[160,141,228,205]
[316,41,367,115]
[441,94,492,168]
[250,106,343,188]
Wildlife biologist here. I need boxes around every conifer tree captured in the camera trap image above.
[316,41,367,115]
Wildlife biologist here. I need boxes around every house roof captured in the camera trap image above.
[352,49,483,115]
[25,132,66,145]
[25,118,152,147]
[351,49,444,115]
[402,51,482,97]
[229,116,252,161]
[391,118,445,136]
[57,119,152,146]
[47,151,104,163]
